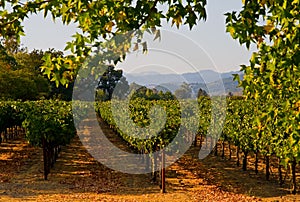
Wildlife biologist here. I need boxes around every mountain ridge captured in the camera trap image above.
[123,69,243,95]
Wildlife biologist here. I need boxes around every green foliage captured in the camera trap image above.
[96,94,299,172]
[96,98,182,153]
[197,88,208,97]
[97,65,125,100]
[0,47,51,100]
[21,100,75,147]
[0,44,18,71]
[1,96,297,174]
[0,100,75,147]
[226,0,300,165]
[0,69,49,100]
[174,82,192,99]
[129,85,176,101]
[0,0,208,86]
[0,101,21,133]
[0,44,77,100]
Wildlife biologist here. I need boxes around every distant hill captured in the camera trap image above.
[123,70,243,95]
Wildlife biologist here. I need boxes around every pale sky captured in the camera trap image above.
[21,0,255,73]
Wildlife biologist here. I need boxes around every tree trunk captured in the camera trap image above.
[228,142,232,160]
[236,146,240,167]
[278,158,283,186]
[152,153,157,182]
[50,143,54,168]
[42,137,49,180]
[292,158,297,194]
[145,153,150,173]
[255,150,259,174]
[210,136,213,152]
[214,140,218,156]
[199,134,203,150]
[194,134,198,147]
[161,150,166,193]
[266,155,270,181]
[242,151,248,171]
[222,140,225,159]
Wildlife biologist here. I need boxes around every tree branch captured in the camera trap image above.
[0,18,19,27]
[138,0,160,28]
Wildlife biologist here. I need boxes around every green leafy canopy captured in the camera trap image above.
[0,0,207,86]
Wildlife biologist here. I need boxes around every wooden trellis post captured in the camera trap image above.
[161,149,166,193]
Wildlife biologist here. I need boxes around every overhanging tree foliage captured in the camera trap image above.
[0,0,208,86]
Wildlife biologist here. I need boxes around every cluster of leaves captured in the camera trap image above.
[97,93,300,170]
[226,1,300,164]
[0,0,208,87]
[0,38,76,100]
[221,96,300,170]
[0,69,50,100]
[0,100,75,180]
[0,39,47,100]
[0,43,18,70]
[129,85,176,101]
[21,100,75,147]
[0,101,20,133]
[96,98,182,153]
[97,96,213,154]
[196,96,212,136]
[223,98,256,153]
[96,65,125,100]
[175,82,192,99]
[0,100,75,147]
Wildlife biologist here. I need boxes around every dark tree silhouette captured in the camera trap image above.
[97,65,123,100]
[197,88,208,97]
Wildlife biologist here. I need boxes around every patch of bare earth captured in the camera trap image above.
[0,136,37,183]
[0,121,299,201]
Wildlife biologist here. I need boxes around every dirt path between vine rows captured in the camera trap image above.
[0,119,299,201]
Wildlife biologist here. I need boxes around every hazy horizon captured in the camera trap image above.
[123,68,241,75]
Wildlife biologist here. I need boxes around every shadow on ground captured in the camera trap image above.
[0,118,299,201]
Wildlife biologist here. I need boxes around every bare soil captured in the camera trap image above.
[0,121,299,202]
